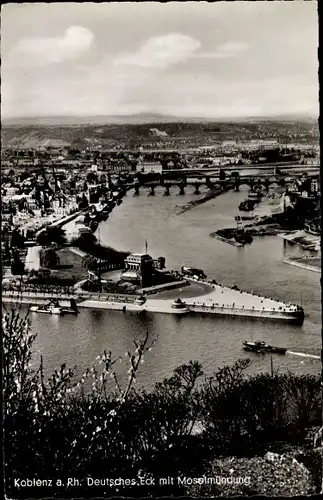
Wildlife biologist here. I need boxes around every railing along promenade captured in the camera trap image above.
[1,284,140,304]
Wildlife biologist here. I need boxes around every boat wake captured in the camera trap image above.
[287,351,320,360]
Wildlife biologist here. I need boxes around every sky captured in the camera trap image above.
[1,2,319,119]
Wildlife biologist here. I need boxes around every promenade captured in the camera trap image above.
[2,277,304,322]
[147,278,299,315]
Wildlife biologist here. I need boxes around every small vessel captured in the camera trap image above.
[135,295,146,306]
[75,216,85,226]
[78,226,92,235]
[60,298,79,315]
[248,192,263,201]
[239,200,255,212]
[181,266,207,279]
[30,303,63,315]
[234,230,253,244]
[243,340,286,354]
[235,215,255,221]
[89,220,99,232]
[304,227,320,236]
[30,298,78,316]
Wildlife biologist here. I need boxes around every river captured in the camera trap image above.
[28,185,320,388]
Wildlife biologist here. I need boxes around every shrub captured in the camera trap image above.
[39,248,60,269]
[3,305,321,498]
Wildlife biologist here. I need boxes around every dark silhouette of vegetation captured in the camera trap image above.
[73,235,129,267]
[82,255,98,272]
[36,226,67,247]
[11,229,25,249]
[76,193,89,210]
[3,305,321,498]
[10,251,25,275]
[39,248,60,269]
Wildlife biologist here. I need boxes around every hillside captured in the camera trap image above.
[1,120,319,150]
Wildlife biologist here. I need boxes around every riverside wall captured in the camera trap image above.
[188,303,304,322]
[283,258,321,273]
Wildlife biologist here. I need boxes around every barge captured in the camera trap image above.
[30,298,79,316]
[243,340,287,354]
[30,304,63,315]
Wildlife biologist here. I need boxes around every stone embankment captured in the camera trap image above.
[2,274,304,323]
[209,232,243,247]
[283,257,321,273]
[277,230,320,250]
[36,209,85,237]
[181,277,304,323]
[137,280,190,295]
[177,187,224,214]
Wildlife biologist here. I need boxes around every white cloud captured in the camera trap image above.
[114,33,201,69]
[8,26,94,66]
[197,41,249,59]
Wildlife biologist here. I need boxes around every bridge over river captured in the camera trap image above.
[122,167,319,196]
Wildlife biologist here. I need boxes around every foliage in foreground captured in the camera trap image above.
[3,305,321,498]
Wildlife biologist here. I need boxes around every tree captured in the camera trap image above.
[39,248,60,269]
[82,255,97,272]
[11,229,25,249]
[11,257,24,275]
[78,193,89,210]
[86,172,97,184]
[83,212,91,226]
[36,227,67,247]
[74,232,97,250]
[3,305,152,497]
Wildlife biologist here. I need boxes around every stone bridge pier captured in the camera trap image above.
[178,184,185,195]
[194,183,200,194]
[149,185,155,196]
[164,185,170,196]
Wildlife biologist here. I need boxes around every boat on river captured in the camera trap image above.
[243,340,286,354]
[235,214,255,221]
[239,200,256,211]
[134,295,146,306]
[181,266,207,279]
[60,298,79,315]
[30,304,63,315]
[30,299,78,316]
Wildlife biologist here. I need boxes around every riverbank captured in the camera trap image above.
[177,186,224,214]
[2,271,305,323]
[283,257,321,273]
[277,230,320,250]
[244,222,282,236]
[146,277,304,323]
[209,232,243,247]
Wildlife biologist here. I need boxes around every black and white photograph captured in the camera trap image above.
[1,1,321,498]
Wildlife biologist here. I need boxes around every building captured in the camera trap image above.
[310,177,319,193]
[142,162,163,174]
[120,253,154,287]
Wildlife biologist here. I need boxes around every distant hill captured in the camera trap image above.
[2,112,317,127]
[1,116,319,150]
